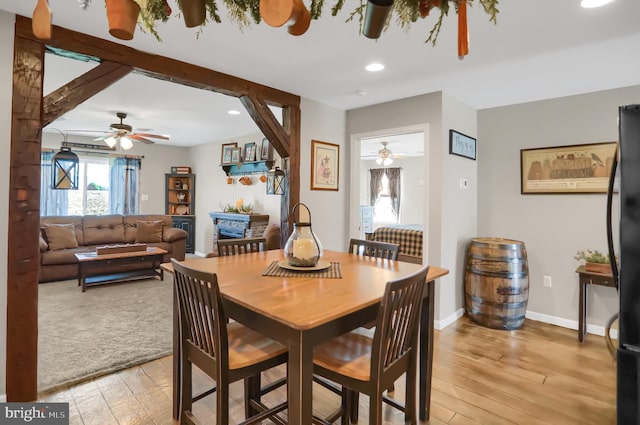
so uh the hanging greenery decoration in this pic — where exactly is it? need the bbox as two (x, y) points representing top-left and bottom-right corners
(108, 0), (499, 46)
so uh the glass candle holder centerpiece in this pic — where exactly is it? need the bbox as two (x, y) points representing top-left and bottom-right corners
(284, 203), (323, 267)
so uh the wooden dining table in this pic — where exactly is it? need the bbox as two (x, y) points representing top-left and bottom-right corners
(162, 249), (448, 424)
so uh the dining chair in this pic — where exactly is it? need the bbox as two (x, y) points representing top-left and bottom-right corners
(348, 238), (399, 260)
(171, 259), (288, 425)
(313, 265), (429, 425)
(217, 237), (267, 256)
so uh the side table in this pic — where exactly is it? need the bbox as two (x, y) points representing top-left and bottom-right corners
(575, 265), (616, 342)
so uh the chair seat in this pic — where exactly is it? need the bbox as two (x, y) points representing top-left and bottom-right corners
(313, 328), (373, 382)
(227, 321), (287, 370)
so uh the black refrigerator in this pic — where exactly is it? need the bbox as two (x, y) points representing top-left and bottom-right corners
(614, 104), (640, 423)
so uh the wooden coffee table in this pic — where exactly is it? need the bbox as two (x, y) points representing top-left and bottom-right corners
(74, 247), (168, 292)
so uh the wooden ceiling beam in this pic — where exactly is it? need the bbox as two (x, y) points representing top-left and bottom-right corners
(239, 95), (290, 157)
(43, 61), (133, 126)
(15, 16), (299, 108)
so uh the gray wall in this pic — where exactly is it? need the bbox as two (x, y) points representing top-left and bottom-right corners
(347, 92), (478, 325)
(299, 98), (348, 252)
(0, 10), (14, 398)
(478, 85), (640, 332)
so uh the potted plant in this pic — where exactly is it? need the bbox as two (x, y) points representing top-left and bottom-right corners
(135, 0), (171, 40)
(574, 249), (615, 274)
(105, 0), (141, 40)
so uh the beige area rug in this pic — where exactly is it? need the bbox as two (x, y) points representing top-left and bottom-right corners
(38, 276), (173, 393)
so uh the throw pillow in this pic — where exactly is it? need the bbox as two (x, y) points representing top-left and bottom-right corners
(135, 220), (163, 243)
(43, 223), (79, 251)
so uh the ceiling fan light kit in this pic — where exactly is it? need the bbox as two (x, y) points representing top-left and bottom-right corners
(69, 112), (169, 151)
(376, 141), (394, 166)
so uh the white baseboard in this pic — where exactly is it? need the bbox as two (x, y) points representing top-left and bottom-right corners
(0, 394), (6, 402)
(525, 310), (619, 339)
(435, 308), (464, 330)
(192, 251), (207, 258)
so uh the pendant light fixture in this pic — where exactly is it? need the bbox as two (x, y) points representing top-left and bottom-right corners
(51, 130), (79, 190)
(266, 166), (286, 195)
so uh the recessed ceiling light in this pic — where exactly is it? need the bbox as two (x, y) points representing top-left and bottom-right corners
(355, 89), (368, 96)
(365, 63), (384, 72)
(228, 110), (240, 115)
(581, 0), (615, 8)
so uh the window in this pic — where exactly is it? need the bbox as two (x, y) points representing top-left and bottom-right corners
(67, 157), (110, 215)
(41, 151), (141, 217)
(373, 174), (398, 224)
(370, 167), (402, 225)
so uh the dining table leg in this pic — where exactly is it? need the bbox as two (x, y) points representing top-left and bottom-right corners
(288, 331), (315, 424)
(419, 279), (435, 421)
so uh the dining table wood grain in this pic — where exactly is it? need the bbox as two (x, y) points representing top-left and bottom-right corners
(162, 249), (448, 424)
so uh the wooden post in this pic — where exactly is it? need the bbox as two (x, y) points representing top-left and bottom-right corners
(7, 35), (45, 401)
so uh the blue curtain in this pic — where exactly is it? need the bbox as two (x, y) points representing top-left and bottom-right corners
(40, 151), (69, 216)
(109, 157), (141, 215)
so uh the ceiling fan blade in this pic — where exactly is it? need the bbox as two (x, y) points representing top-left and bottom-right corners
(133, 132), (170, 140)
(130, 135), (155, 144)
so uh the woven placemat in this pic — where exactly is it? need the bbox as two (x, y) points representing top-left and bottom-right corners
(262, 261), (342, 279)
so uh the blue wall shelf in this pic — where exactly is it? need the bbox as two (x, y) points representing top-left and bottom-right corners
(222, 160), (274, 176)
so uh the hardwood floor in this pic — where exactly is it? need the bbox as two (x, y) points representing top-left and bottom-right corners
(38, 317), (616, 424)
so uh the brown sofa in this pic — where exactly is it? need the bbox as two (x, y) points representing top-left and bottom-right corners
(39, 214), (188, 283)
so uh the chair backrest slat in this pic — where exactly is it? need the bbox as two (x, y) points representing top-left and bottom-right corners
(217, 237), (267, 256)
(371, 265), (429, 379)
(348, 238), (399, 260)
(172, 259), (229, 368)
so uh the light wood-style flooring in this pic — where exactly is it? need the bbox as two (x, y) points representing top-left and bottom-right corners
(39, 317), (616, 424)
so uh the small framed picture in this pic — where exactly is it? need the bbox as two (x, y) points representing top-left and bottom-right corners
(231, 147), (242, 163)
(449, 130), (476, 160)
(244, 142), (256, 162)
(174, 179), (183, 189)
(261, 138), (272, 160)
(311, 140), (339, 191)
(221, 142), (237, 164)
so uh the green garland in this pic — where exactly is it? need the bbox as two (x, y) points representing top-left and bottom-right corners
(134, 0), (499, 44)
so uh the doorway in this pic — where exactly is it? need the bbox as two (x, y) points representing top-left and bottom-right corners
(348, 124), (429, 260)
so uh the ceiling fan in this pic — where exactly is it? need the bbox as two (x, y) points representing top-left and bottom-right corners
(362, 141), (406, 165)
(376, 141), (394, 166)
(71, 112), (170, 150)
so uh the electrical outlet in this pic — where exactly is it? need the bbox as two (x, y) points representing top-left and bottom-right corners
(543, 275), (552, 288)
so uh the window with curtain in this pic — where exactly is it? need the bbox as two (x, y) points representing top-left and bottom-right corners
(109, 156), (141, 215)
(370, 167), (401, 224)
(40, 152), (141, 217)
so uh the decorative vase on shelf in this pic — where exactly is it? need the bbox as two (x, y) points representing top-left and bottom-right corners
(283, 203), (323, 267)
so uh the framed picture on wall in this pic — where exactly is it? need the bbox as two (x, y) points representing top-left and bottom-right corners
(311, 140), (339, 191)
(520, 141), (617, 194)
(221, 142), (237, 164)
(244, 142), (256, 162)
(230, 147), (242, 164)
(261, 138), (272, 160)
(449, 130), (476, 160)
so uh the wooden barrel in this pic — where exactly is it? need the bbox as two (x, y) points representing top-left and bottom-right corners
(464, 237), (529, 330)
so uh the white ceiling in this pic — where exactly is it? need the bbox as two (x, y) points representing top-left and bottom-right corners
(1, 0), (639, 150)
